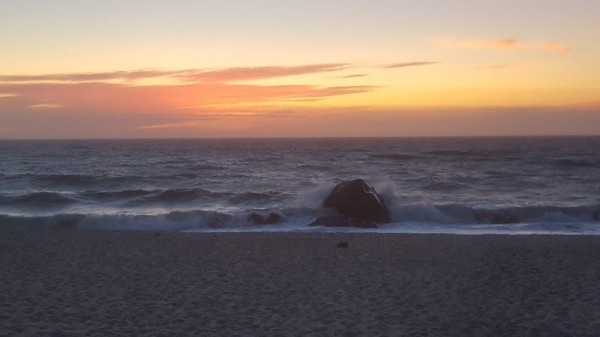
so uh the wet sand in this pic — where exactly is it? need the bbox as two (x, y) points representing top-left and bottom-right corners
(1, 231), (600, 336)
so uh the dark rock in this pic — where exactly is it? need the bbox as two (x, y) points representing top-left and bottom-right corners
(337, 241), (349, 248)
(248, 212), (283, 225)
(308, 215), (377, 229)
(323, 179), (390, 223)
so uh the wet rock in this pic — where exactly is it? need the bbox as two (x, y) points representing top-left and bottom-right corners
(308, 215), (377, 229)
(323, 179), (390, 223)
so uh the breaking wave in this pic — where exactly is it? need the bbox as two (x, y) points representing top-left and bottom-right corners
(1, 197), (599, 234)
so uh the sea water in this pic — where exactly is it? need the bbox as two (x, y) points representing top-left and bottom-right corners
(1, 137), (599, 234)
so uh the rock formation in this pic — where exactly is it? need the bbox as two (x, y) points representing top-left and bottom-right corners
(323, 179), (390, 223)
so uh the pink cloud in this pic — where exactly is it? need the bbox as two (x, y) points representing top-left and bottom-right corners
(0, 80), (375, 116)
(0, 63), (375, 128)
(540, 42), (571, 55)
(0, 78), (376, 138)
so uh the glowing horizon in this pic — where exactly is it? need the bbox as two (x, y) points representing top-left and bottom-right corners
(1, 0), (599, 138)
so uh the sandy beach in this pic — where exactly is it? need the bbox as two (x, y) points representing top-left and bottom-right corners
(1, 231), (600, 336)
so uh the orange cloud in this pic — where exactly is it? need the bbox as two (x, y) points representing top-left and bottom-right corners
(434, 37), (522, 49)
(0, 64), (349, 85)
(541, 42), (571, 55)
(177, 64), (349, 83)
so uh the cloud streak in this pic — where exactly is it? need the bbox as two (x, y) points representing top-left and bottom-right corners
(434, 37), (571, 55)
(0, 70), (177, 83)
(0, 61), (444, 86)
(434, 38), (522, 50)
(383, 62), (440, 69)
(0, 64), (350, 84)
(178, 64), (349, 83)
(333, 74), (367, 79)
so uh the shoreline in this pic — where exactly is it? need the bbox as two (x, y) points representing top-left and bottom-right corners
(2, 231), (600, 336)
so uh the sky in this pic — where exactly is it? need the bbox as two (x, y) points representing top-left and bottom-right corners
(1, 0), (599, 138)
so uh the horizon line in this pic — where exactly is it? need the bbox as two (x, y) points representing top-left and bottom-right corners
(1, 134), (599, 141)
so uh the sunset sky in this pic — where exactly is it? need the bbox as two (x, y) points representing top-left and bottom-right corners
(1, 0), (599, 138)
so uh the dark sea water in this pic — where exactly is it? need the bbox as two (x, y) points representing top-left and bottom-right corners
(1, 137), (599, 234)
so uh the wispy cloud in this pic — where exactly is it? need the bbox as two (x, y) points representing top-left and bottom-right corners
(434, 37), (571, 56)
(26, 103), (62, 110)
(334, 74), (367, 79)
(285, 86), (375, 99)
(541, 42), (571, 55)
(0, 64), (350, 85)
(434, 37), (521, 50)
(178, 64), (349, 83)
(137, 121), (210, 130)
(383, 62), (440, 69)
(0, 70), (177, 83)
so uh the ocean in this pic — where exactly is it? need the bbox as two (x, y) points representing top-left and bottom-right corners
(1, 137), (599, 234)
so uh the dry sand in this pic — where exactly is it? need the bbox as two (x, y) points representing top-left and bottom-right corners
(1, 231), (600, 336)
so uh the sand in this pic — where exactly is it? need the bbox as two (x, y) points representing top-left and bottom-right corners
(1, 231), (600, 336)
